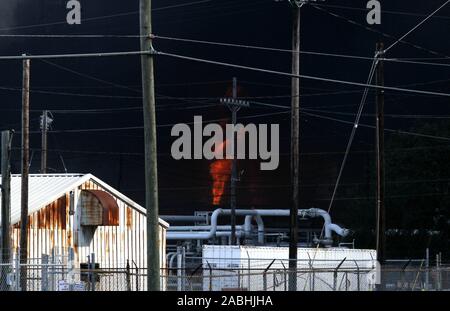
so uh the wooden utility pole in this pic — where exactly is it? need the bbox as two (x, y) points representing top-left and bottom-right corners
(19, 57), (30, 291)
(289, 3), (301, 291)
(220, 78), (249, 245)
(40, 110), (51, 174)
(230, 77), (238, 245)
(1, 130), (12, 291)
(140, 0), (160, 291)
(375, 42), (386, 267)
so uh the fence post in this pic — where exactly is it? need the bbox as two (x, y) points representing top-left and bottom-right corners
(425, 248), (429, 290)
(273, 272), (276, 291)
(312, 268), (315, 291)
(436, 253), (442, 291)
(49, 248), (55, 291)
(67, 248), (75, 291)
(263, 271), (267, 291)
(246, 251), (251, 291)
(205, 260), (212, 291)
(188, 264), (202, 291)
(280, 260), (287, 292)
(176, 246), (182, 291)
(126, 260), (131, 291)
(90, 253), (96, 292)
(334, 258), (346, 291)
(333, 271), (337, 291)
(237, 269), (241, 290)
(134, 261), (139, 291)
(307, 257), (313, 291)
(182, 246), (186, 290)
(353, 260), (360, 291)
(41, 254), (49, 291)
(263, 259), (275, 291)
(14, 252), (20, 291)
(345, 272), (349, 291)
(439, 253), (442, 291)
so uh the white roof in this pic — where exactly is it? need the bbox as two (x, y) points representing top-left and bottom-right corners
(0, 173), (169, 228)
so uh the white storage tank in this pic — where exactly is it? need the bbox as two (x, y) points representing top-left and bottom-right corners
(202, 245), (377, 291)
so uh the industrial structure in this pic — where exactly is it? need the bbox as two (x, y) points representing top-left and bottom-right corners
(161, 209), (378, 291)
(163, 207), (350, 248)
(0, 174), (168, 270)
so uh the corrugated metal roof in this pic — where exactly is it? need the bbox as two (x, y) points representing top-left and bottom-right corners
(0, 173), (169, 227)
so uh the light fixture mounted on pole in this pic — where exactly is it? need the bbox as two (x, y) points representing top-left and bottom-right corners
(40, 110), (54, 174)
(288, 0), (324, 8)
(219, 78), (250, 245)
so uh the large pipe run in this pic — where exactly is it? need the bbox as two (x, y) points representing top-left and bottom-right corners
(160, 215), (207, 223)
(166, 208), (349, 246)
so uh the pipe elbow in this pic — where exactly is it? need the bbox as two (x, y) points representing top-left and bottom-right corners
(327, 223), (350, 237)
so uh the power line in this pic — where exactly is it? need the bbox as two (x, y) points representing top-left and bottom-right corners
(153, 34), (375, 61)
(153, 0), (213, 12)
(303, 111), (450, 142)
(2, 31), (450, 68)
(0, 0), (213, 32)
(303, 108), (450, 120)
(1, 49), (447, 101)
(17, 111), (290, 134)
(153, 34), (450, 68)
(0, 34), (143, 38)
(10, 144), (449, 159)
(156, 0), (272, 27)
(0, 85), (142, 99)
(384, 0), (450, 54)
(156, 50), (450, 98)
(312, 3), (450, 21)
(325, 57), (378, 216)
(40, 58), (141, 93)
(38, 59), (228, 111)
(383, 58), (450, 68)
(311, 4), (450, 59)
(0, 50), (151, 61)
(12, 107), (450, 143)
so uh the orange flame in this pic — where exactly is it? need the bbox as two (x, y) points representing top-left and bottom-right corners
(209, 138), (231, 205)
(209, 126), (248, 205)
(210, 159), (232, 205)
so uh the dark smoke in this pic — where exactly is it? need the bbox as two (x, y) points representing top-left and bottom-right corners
(0, 1), (18, 29)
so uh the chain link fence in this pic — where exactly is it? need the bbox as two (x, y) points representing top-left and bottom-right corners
(1, 249), (449, 291)
(162, 265), (450, 291)
(163, 255), (450, 291)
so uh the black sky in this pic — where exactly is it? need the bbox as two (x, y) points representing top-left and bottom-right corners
(0, 1), (449, 237)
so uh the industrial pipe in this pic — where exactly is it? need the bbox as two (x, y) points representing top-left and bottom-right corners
(167, 218), (265, 242)
(166, 208), (349, 245)
(244, 215), (265, 244)
(167, 208), (224, 240)
(168, 225), (244, 231)
(160, 215), (207, 223)
(303, 208), (350, 245)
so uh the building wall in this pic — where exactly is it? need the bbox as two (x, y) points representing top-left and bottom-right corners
(11, 179), (167, 270)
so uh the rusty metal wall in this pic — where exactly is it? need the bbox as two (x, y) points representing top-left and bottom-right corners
(11, 180), (167, 271)
(11, 194), (70, 260)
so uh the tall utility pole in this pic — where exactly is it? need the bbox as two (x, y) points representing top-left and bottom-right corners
(375, 42), (386, 268)
(40, 110), (53, 174)
(1, 130), (13, 291)
(220, 78), (249, 245)
(20, 56), (31, 291)
(230, 77), (238, 245)
(140, 0), (160, 291)
(289, 0), (302, 291)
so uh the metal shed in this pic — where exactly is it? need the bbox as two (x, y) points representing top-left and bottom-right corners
(0, 173), (168, 271)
